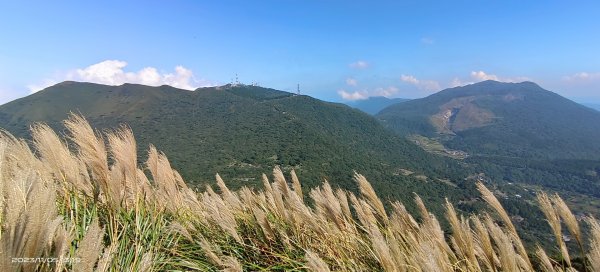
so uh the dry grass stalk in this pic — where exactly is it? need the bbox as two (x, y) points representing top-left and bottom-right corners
(445, 200), (479, 271)
(0, 141), (5, 236)
(552, 193), (587, 268)
(390, 201), (418, 233)
(305, 250), (331, 272)
(477, 182), (533, 270)
(52, 226), (73, 272)
(31, 123), (93, 197)
(222, 256), (243, 272)
(484, 215), (519, 272)
(414, 194), (431, 226)
(199, 238), (223, 267)
(273, 166), (290, 198)
(310, 181), (346, 231)
(251, 206), (276, 240)
(147, 145), (181, 211)
(0, 168), (64, 271)
(106, 126), (139, 207)
(73, 218), (105, 272)
(64, 114), (111, 203)
(95, 242), (117, 272)
(355, 172), (389, 224)
(471, 215), (497, 272)
(290, 169), (303, 201)
(552, 194), (582, 245)
(138, 251), (155, 272)
(368, 225), (396, 272)
(1, 150), (48, 271)
(537, 245), (558, 272)
(588, 217), (600, 272)
(200, 190), (241, 242)
(216, 173), (242, 211)
(538, 192), (572, 268)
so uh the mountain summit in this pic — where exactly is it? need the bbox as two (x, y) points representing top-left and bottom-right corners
(377, 80), (600, 160)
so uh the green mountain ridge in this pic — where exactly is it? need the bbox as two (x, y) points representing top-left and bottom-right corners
(0, 81), (475, 216)
(377, 80), (600, 160)
(5, 80), (597, 250)
(377, 80), (600, 200)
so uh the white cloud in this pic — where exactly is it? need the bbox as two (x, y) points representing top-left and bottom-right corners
(337, 86), (399, 101)
(450, 77), (469, 87)
(338, 89), (368, 101)
(162, 66), (200, 90)
(470, 71), (499, 81)
(470, 71), (528, 83)
(349, 60), (369, 69)
(75, 60), (128, 85)
(400, 74), (440, 91)
(564, 72), (600, 82)
(346, 78), (358, 86)
(449, 71), (529, 87)
(420, 81), (441, 91)
(400, 74), (419, 84)
(373, 86), (399, 97)
(28, 60), (215, 93)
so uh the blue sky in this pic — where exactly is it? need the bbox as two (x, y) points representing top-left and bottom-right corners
(1, 1), (599, 105)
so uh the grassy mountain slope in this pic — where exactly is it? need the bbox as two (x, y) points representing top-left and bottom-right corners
(0, 81), (475, 214)
(377, 80), (600, 200)
(3, 81), (590, 251)
(378, 80), (600, 160)
(2, 115), (598, 271)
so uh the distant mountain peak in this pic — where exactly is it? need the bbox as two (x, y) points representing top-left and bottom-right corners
(452, 80), (542, 91)
(377, 81), (600, 160)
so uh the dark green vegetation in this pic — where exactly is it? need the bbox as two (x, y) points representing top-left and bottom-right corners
(378, 81), (600, 160)
(4, 80), (600, 254)
(345, 96), (409, 115)
(377, 80), (600, 220)
(0, 81), (475, 217)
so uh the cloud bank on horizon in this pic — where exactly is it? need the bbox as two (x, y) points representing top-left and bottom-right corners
(337, 69), (534, 101)
(27, 60), (216, 94)
(12, 59), (600, 105)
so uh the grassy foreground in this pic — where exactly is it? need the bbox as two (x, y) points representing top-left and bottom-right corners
(0, 114), (599, 271)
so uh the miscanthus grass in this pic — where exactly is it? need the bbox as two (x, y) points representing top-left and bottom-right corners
(0, 114), (599, 271)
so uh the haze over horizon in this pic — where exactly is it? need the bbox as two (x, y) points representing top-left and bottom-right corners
(1, 1), (599, 105)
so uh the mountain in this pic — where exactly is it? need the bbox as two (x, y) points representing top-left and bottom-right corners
(377, 80), (600, 200)
(0, 81), (475, 214)
(3, 80), (592, 248)
(345, 96), (409, 115)
(378, 80), (600, 160)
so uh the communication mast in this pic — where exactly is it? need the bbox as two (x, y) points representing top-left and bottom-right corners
(297, 83), (300, 95)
